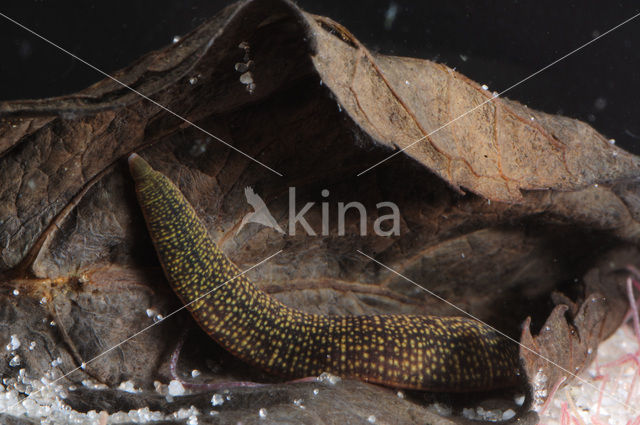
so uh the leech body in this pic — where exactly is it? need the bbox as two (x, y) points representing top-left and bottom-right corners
(129, 154), (519, 391)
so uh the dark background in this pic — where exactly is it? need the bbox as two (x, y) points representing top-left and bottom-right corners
(1, 1), (639, 154)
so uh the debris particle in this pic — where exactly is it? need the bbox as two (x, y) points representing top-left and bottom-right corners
(239, 71), (253, 85)
(117, 380), (142, 393)
(6, 335), (20, 351)
(211, 393), (224, 406)
(384, 2), (398, 30)
(594, 97), (607, 110)
(168, 380), (185, 396)
(9, 355), (21, 367)
(317, 372), (341, 385)
(502, 409), (516, 420)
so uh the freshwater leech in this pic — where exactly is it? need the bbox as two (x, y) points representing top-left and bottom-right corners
(129, 153), (519, 391)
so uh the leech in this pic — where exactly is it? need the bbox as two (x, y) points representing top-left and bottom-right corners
(129, 153), (520, 392)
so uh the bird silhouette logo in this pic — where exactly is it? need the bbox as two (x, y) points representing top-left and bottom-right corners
(237, 187), (284, 234)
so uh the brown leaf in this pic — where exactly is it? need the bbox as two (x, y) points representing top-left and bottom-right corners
(1, 0), (638, 422)
(309, 15), (640, 202)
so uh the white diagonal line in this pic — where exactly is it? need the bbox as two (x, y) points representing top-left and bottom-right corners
(0, 11), (283, 177)
(357, 11), (640, 176)
(1, 249), (282, 414)
(357, 249), (639, 414)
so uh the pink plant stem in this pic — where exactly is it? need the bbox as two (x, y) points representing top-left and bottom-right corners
(628, 370), (639, 404)
(560, 402), (569, 425)
(596, 375), (608, 417)
(591, 415), (609, 425)
(598, 353), (640, 371)
(539, 375), (567, 416)
(627, 278), (640, 349)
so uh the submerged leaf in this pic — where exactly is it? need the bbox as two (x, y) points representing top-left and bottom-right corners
(1, 0), (638, 423)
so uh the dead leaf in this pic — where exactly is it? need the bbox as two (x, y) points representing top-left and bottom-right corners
(1, 0), (638, 423)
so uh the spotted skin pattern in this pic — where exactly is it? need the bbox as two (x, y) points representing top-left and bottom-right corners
(129, 154), (519, 391)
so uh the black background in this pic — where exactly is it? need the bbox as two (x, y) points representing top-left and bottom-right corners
(1, 1), (639, 154)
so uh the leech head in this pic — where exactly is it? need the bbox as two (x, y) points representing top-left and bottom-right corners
(128, 153), (154, 181)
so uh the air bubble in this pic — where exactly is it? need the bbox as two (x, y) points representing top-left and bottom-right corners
(481, 84), (489, 90)
(235, 62), (249, 73)
(12, 289), (19, 296)
(172, 35), (181, 43)
(258, 408), (267, 419)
